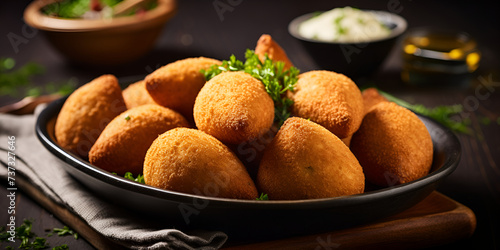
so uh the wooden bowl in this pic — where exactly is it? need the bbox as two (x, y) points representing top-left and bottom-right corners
(23, 0), (177, 65)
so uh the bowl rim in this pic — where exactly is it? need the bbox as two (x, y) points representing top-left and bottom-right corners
(23, 0), (177, 32)
(288, 9), (408, 45)
(35, 95), (461, 210)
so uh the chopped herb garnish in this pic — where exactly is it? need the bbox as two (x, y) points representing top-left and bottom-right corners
(0, 58), (76, 98)
(0, 219), (76, 249)
(29, 237), (49, 249)
(334, 14), (347, 35)
(201, 49), (299, 126)
(52, 244), (70, 250)
(376, 89), (472, 134)
(52, 226), (78, 240)
(124, 172), (145, 184)
(338, 26), (347, 35)
(124, 115), (131, 121)
(256, 193), (269, 201)
(311, 11), (323, 18)
(135, 174), (145, 184)
(479, 116), (491, 125)
(334, 15), (344, 26)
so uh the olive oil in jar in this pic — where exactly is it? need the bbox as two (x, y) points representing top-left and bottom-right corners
(401, 29), (480, 86)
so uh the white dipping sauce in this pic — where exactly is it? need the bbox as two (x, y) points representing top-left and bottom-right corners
(299, 7), (391, 43)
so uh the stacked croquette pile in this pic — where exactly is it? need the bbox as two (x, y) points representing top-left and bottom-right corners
(54, 34), (433, 200)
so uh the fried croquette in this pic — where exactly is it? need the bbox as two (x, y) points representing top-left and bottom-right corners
(193, 71), (274, 145)
(257, 117), (365, 200)
(350, 102), (433, 187)
(361, 87), (388, 114)
(255, 34), (294, 70)
(55, 75), (126, 158)
(144, 57), (222, 121)
(89, 104), (189, 175)
(143, 128), (258, 199)
(291, 70), (364, 139)
(341, 135), (352, 147)
(122, 80), (156, 109)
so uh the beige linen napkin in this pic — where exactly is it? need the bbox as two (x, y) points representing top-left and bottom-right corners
(0, 105), (227, 250)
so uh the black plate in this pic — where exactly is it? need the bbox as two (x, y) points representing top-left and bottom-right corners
(35, 96), (460, 240)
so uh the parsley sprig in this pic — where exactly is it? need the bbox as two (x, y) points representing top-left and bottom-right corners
(201, 49), (300, 126)
(0, 219), (75, 249)
(113, 172), (145, 184)
(255, 193), (269, 201)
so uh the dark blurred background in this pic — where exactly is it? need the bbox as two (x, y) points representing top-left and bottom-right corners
(1, 0), (499, 97)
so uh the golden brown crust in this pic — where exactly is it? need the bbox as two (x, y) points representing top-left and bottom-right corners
(361, 87), (388, 114)
(55, 75), (126, 159)
(350, 102), (433, 187)
(143, 128), (258, 199)
(341, 134), (352, 147)
(193, 71), (275, 145)
(291, 70), (364, 139)
(144, 57), (222, 121)
(255, 34), (294, 70)
(89, 104), (189, 175)
(122, 80), (156, 109)
(257, 117), (365, 200)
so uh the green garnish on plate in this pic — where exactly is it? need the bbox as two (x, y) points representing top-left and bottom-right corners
(256, 193), (269, 201)
(124, 172), (145, 184)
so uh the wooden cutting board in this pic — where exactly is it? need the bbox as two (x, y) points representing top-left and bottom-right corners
(224, 191), (477, 249)
(17, 174), (476, 249)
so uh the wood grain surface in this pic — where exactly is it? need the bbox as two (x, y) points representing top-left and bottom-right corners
(0, 174), (476, 250)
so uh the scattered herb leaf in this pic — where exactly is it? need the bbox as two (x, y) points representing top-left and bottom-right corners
(124, 172), (145, 184)
(52, 244), (69, 250)
(376, 89), (472, 134)
(52, 226), (78, 240)
(29, 237), (50, 249)
(334, 13), (346, 35)
(201, 49), (300, 126)
(479, 116), (491, 125)
(124, 115), (131, 121)
(0, 219), (78, 249)
(1, 57), (15, 70)
(256, 193), (269, 201)
(311, 11), (323, 18)
(0, 58), (76, 98)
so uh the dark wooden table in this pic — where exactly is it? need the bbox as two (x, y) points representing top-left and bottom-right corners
(1, 0), (499, 249)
